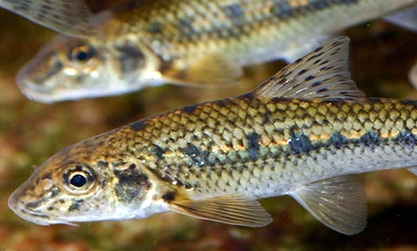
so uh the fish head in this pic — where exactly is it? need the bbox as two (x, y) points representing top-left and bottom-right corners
(17, 35), (162, 103)
(8, 134), (156, 225)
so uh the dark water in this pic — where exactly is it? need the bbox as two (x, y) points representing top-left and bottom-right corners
(1, 2), (417, 250)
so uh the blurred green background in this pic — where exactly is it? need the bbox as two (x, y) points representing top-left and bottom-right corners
(1, 1), (417, 250)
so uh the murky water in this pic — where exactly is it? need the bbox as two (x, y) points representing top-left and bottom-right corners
(1, 2), (417, 250)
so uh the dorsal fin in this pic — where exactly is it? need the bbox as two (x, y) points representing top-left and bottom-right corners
(385, 5), (417, 32)
(0, 0), (97, 37)
(253, 36), (366, 102)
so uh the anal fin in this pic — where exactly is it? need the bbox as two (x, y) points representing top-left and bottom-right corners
(167, 194), (272, 227)
(290, 175), (367, 235)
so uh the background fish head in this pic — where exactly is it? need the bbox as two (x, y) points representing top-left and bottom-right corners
(16, 34), (158, 103)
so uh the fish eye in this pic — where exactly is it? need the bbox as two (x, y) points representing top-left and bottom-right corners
(62, 164), (96, 194)
(68, 44), (96, 63)
(69, 173), (87, 188)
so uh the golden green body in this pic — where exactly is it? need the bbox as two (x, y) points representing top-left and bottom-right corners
(119, 96), (417, 198)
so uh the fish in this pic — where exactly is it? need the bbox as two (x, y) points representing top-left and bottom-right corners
(9, 36), (417, 235)
(1, 0), (416, 103)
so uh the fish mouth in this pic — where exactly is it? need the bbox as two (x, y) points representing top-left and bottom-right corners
(10, 205), (76, 226)
(8, 189), (75, 226)
(8, 193), (51, 226)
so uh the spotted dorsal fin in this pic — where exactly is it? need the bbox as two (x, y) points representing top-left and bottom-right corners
(0, 0), (97, 37)
(253, 36), (366, 102)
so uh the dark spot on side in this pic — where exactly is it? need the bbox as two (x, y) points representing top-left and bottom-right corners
(329, 132), (348, 149)
(270, 1), (294, 20)
(185, 144), (200, 157)
(289, 133), (313, 154)
(224, 3), (244, 23)
(271, 0), (359, 21)
(147, 21), (163, 33)
(394, 131), (417, 146)
(162, 191), (176, 202)
(360, 131), (380, 146)
(116, 44), (145, 75)
(68, 199), (84, 212)
(114, 167), (151, 203)
(246, 133), (260, 161)
(153, 144), (165, 159)
(178, 18), (193, 30)
(262, 111), (272, 124)
(184, 144), (210, 167)
(130, 120), (147, 131)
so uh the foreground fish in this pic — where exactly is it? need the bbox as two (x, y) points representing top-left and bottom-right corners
(1, 0), (416, 103)
(9, 37), (417, 235)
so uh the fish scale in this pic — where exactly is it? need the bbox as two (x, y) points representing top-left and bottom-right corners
(126, 97), (417, 197)
(8, 37), (417, 235)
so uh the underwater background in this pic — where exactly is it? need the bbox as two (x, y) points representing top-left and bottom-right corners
(1, 1), (417, 250)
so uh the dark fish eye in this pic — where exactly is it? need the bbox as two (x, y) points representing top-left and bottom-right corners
(70, 173), (87, 188)
(68, 44), (96, 63)
(63, 164), (96, 193)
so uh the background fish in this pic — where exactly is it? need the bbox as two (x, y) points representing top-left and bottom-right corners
(9, 37), (417, 236)
(0, 0), (416, 103)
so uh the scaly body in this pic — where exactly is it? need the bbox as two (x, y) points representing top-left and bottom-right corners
(9, 37), (417, 235)
(1, 0), (416, 102)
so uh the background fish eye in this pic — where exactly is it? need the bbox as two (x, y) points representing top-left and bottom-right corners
(68, 44), (96, 63)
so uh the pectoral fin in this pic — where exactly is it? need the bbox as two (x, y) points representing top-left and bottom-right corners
(167, 194), (272, 227)
(290, 175), (367, 235)
(163, 54), (243, 87)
